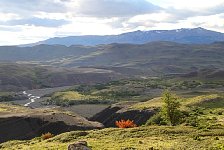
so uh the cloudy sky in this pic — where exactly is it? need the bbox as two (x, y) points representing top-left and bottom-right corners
(0, 0), (224, 45)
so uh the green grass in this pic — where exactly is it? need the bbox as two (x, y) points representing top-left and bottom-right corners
(129, 97), (162, 110)
(52, 91), (100, 101)
(44, 91), (111, 106)
(183, 94), (221, 106)
(1, 126), (224, 150)
(129, 94), (224, 110)
(0, 103), (28, 113)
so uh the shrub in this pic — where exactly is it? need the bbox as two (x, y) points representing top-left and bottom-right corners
(214, 137), (219, 140)
(217, 111), (222, 115)
(41, 132), (54, 140)
(185, 115), (198, 127)
(115, 119), (137, 128)
(146, 112), (167, 126)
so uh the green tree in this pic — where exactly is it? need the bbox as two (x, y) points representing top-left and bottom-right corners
(162, 90), (181, 126)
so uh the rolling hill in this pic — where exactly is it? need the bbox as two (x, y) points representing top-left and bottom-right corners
(0, 63), (121, 91)
(1, 41), (224, 75)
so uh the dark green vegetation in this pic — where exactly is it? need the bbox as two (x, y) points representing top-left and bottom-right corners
(44, 75), (224, 107)
(0, 92), (26, 102)
(0, 92), (14, 102)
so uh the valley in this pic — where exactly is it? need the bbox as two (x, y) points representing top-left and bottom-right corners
(0, 28), (224, 150)
(1, 0), (224, 148)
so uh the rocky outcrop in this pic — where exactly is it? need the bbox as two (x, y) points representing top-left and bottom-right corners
(90, 102), (156, 127)
(68, 141), (91, 150)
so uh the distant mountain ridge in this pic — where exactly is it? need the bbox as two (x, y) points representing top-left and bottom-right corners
(2, 41), (224, 75)
(25, 27), (224, 46)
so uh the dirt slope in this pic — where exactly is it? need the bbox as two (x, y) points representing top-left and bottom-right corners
(0, 103), (103, 143)
(90, 102), (156, 127)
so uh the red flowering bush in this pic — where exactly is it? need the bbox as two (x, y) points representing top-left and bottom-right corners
(115, 119), (137, 128)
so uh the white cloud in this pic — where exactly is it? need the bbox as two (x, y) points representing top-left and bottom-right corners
(182, 14), (224, 30)
(0, 13), (21, 21)
(33, 12), (73, 20)
(74, 0), (161, 17)
(0, 25), (56, 45)
(0, 0), (224, 45)
(53, 17), (126, 37)
(128, 12), (172, 23)
(148, 0), (224, 9)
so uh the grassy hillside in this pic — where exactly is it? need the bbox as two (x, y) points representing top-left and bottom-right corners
(1, 92), (224, 149)
(1, 126), (224, 150)
(131, 93), (224, 126)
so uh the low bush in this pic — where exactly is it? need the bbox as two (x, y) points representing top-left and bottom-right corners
(41, 132), (54, 140)
(146, 113), (167, 126)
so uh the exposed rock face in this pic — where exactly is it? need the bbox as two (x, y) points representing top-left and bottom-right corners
(0, 107), (103, 143)
(68, 141), (91, 150)
(90, 102), (156, 127)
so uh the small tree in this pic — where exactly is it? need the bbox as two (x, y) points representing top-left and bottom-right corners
(162, 90), (181, 126)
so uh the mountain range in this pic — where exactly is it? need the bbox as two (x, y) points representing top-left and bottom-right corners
(26, 27), (224, 46)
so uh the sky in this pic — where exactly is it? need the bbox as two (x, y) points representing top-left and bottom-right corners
(0, 0), (224, 45)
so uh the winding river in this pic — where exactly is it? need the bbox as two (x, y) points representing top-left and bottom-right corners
(23, 91), (40, 107)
